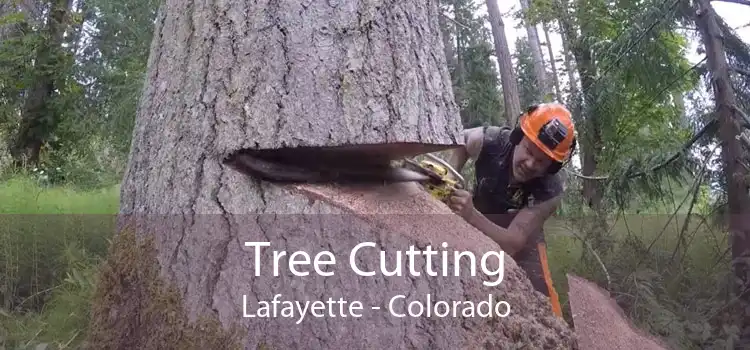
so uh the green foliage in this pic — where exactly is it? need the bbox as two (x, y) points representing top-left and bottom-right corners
(458, 42), (504, 127)
(0, 176), (118, 348)
(0, 0), (159, 189)
(441, 0), (504, 128)
(82, 0), (160, 155)
(547, 0), (702, 214)
(1, 242), (99, 349)
(514, 37), (543, 108)
(0, 17), (39, 129)
(545, 212), (734, 350)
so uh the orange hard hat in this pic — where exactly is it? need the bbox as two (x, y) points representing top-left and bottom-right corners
(519, 103), (576, 163)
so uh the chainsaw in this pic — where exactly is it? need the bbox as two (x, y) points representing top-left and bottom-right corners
(398, 153), (466, 202)
(224, 147), (466, 203)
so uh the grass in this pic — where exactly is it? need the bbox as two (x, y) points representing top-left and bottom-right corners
(0, 174), (734, 349)
(543, 212), (733, 349)
(0, 176), (119, 349)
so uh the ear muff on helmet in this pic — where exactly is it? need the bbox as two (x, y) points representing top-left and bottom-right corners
(546, 136), (576, 174)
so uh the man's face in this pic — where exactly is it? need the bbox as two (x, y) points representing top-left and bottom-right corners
(511, 136), (554, 182)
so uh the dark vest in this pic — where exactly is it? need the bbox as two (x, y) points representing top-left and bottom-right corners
(471, 126), (557, 255)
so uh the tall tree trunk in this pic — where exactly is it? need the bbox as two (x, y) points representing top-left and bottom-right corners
(519, 0), (549, 101)
(559, 25), (578, 104)
(555, 0), (610, 267)
(673, 91), (688, 127)
(542, 22), (563, 102)
(694, 0), (750, 347)
(485, 0), (521, 125)
(453, 0), (466, 108)
(85, 1), (576, 348)
(10, 0), (72, 166)
(556, 2), (602, 211)
(438, 3), (456, 72)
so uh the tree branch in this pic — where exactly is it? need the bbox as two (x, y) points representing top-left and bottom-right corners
(732, 104), (750, 127)
(712, 0), (750, 6)
(565, 119), (719, 181)
(731, 66), (750, 78)
(440, 12), (471, 30)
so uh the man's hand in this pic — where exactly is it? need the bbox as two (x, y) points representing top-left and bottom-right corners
(447, 189), (474, 219)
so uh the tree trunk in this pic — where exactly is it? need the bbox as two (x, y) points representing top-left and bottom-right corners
(542, 22), (563, 102)
(558, 22), (578, 104)
(485, 0), (521, 125)
(10, 0), (72, 166)
(438, 2), (456, 72)
(673, 91), (688, 128)
(694, 0), (750, 347)
(519, 0), (549, 101)
(556, 4), (602, 211)
(452, 0), (466, 107)
(85, 1), (576, 349)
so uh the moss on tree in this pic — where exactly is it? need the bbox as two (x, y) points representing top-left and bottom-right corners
(84, 227), (244, 350)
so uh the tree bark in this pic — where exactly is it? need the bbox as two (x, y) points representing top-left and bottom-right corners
(10, 0), (72, 166)
(438, 2), (456, 73)
(485, 0), (521, 125)
(519, 0), (549, 101)
(86, 1), (576, 348)
(556, 2), (602, 211)
(558, 19), (578, 104)
(542, 22), (563, 102)
(694, 0), (750, 347)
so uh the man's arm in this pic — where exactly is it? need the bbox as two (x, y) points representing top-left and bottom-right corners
(452, 174), (564, 254)
(447, 127), (484, 173)
(463, 195), (562, 255)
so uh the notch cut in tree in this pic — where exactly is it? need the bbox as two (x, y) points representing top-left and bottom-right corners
(86, 0), (577, 348)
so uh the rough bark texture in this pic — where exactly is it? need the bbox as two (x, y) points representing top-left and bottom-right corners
(95, 0), (579, 348)
(123, 0), (463, 172)
(694, 1), (750, 347)
(485, 0), (521, 125)
(119, 0), (469, 213)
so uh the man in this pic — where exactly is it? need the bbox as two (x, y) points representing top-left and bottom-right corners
(445, 103), (577, 318)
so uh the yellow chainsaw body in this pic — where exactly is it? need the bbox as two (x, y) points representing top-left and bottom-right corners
(416, 159), (461, 202)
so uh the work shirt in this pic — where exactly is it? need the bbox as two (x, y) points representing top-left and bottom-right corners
(471, 125), (563, 297)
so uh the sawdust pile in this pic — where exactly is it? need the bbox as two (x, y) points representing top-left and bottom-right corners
(87, 179), (579, 349)
(262, 181), (580, 349)
(567, 274), (670, 350)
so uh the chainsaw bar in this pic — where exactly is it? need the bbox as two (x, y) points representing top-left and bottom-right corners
(224, 150), (431, 184)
